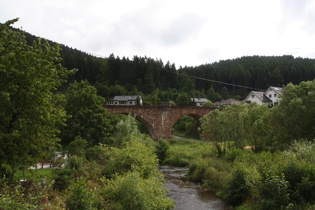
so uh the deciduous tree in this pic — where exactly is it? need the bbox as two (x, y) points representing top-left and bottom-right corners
(0, 19), (74, 174)
(60, 81), (114, 146)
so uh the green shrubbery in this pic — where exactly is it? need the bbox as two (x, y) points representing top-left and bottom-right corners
(155, 139), (169, 163)
(166, 138), (315, 209)
(100, 171), (174, 210)
(226, 167), (249, 207)
(66, 179), (96, 210)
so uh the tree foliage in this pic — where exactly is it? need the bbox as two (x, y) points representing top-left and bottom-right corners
(60, 80), (114, 146)
(271, 80), (315, 146)
(200, 79), (315, 152)
(200, 103), (273, 153)
(0, 19), (73, 172)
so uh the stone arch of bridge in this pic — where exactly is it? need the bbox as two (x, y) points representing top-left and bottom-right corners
(167, 113), (203, 137)
(112, 112), (157, 140)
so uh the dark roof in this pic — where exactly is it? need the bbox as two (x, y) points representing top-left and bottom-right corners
(212, 98), (241, 106)
(113, 95), (142, 101)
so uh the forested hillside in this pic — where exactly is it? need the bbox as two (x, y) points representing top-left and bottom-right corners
(21, 28), (315, 100)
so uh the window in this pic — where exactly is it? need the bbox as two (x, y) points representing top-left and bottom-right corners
(269, 94), (272, 98)
(251, 94), (254, 98)
(274, 94), (277, 97)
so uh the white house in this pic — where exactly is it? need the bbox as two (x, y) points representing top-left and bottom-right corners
(244, 86), (282, 106)
(264, 86), (283, 105)
(107, 95), (143, 105)
(191, 98), (208, 106)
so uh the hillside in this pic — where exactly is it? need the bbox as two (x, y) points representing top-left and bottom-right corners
(19, 28), (315, 99)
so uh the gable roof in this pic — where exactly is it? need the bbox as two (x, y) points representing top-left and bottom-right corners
(251, 91), (264, 101)
(245, 91), (272, 103)
(265, 86), (283, 95)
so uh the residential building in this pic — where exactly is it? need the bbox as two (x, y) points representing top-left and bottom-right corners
(107, 95), (143, 105)
(244, 86), (283, 106)
(191, 98), (208, 106)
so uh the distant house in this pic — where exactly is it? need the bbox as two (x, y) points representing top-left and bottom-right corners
(244, 86), (283, 106)
(107, 95), (143, 105)
(191, 98), (208, 106)
(212, 98), (241, 107)
(264, 86), (283, 105)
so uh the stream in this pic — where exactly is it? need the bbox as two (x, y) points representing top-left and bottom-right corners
(160, 165), (225, 210)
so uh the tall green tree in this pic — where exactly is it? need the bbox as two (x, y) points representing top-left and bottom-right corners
(0, 19), (74, 173)
(175, 93), (191, 105)
(60, 81), (114, 146)
(206, 86), (222, 102)
(271, 80), (315, 148)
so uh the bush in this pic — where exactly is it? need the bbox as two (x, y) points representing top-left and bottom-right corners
(100, 171), (174, 210)
(53, 169), (74, 191)
(66, 179), (95, 210)
(260, 174), (290, 210)
(0, 182), (49, 209)
(155, 139), (169, 163)
(66, 155), (85, 170)
(102, 138), (159, 179)
(85, 146), (108, 164)
(162, 154), (190, 167)
(187, 158), (208, 182)
(224, 148), (250, 162)
(225, 167), (250, 207)
(68, 136), (88, 157)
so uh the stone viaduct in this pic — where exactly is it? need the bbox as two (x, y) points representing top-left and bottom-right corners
(104, 105), (216, 140)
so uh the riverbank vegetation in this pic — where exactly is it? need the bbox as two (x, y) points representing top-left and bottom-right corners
(162, 139), (315, 210)
(162, 79), (315, 209)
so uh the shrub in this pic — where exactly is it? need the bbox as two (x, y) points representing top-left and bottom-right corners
(187, 158), (208, 182)
(260, 174), (290, 210)
(66, 179), (95, 210)
(162, 154), (190, 167)
(224, 148), (250, 162)
(155, 139), (169, 163)
(100, 171), (174, 210)
(85, 145), (108, 164)
(203, 167), (229, 191)
(66, 155), (85, 170)
(0, 182), (49, 209)
(225, 167), (250, 207)
(68, 136), (88, 157)
(53, 169), (74, 191)
(284, 161), (305, 203)
(102, 138), (159, 179)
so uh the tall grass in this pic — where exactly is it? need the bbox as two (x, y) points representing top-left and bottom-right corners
(162, 138), (216, 166)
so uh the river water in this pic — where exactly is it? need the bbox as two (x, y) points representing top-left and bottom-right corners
(160, 165), (225, 210)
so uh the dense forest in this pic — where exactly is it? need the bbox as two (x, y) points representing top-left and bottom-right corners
(20, 28), (315, 102)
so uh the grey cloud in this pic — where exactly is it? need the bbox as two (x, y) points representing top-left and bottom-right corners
(158, 13), (206, 46)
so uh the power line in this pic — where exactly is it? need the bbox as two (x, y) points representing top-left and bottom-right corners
(77, 50), (263, 91)
(158, 68), (263, 91)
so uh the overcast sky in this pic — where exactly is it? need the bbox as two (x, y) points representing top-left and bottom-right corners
(1, 0), (315, 67)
